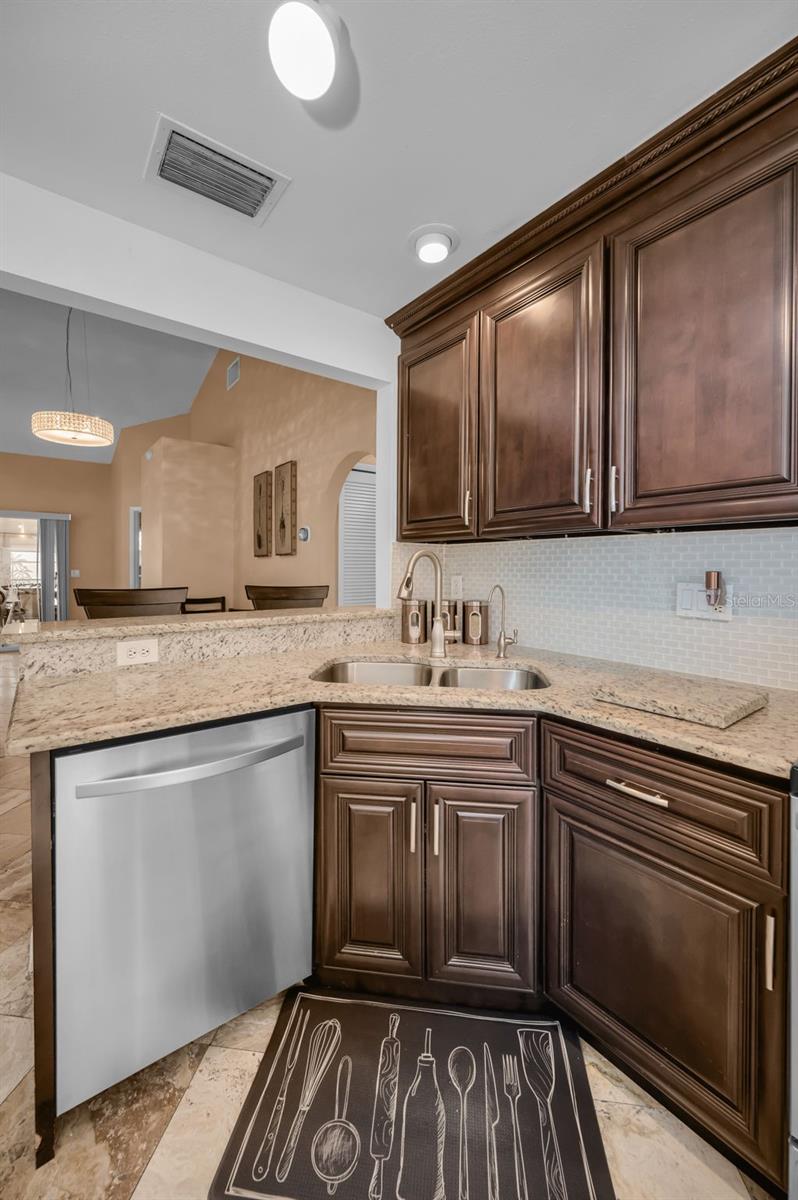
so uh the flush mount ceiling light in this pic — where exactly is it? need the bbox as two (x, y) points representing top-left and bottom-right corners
(32, 309), (114, 448)
(409, 224), (460, 266)
(268, 0), (339, 100)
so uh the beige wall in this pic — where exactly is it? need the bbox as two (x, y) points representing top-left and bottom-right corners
(0, 452), (113, 618)
(190, 353), (376, 608)
(141, 436), (235, 598)
(109, 413), (189, 588)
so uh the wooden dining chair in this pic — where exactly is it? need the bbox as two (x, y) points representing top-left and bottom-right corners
(74, 587), (188, 619)
(244, 584), (330, 610)
(180, 596), (227, 614)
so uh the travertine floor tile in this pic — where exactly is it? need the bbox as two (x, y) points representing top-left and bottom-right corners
(0, 1015), (32, 1107)
(582, 1039), (659, 1108)
(0, 756), (28, 780)
(594, 1098), (749, 1200)
(212, 991), (284, 1052)
(0, 903), (31, 953)
(0, 836), (29, 869)
(0, 806), (30, 837)
(0, 1041), (207, 1200)
(0, 934), (32, 1017)
(131, 1046), (262, 1200)
(0, 853), (31, 905)
(0, 792), (29, 818)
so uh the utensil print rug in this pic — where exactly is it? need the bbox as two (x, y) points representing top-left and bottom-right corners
(209, 989), (615, 1200)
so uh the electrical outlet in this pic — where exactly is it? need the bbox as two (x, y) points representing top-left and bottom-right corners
(449, 574), (463, 599)
(676, 582), (733, 622)
(117, 638), (159, 666)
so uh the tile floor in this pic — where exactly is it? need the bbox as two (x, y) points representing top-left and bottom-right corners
(0, 651), (775, 1199)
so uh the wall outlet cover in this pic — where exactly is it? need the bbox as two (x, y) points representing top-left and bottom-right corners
(117, 638), (159, 666)
(449, 574), (463, 599)
(676, 582), (733, 622)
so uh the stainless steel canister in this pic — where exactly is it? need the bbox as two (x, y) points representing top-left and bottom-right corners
(426, 599), (462, 641)
(462, 600), (490, 645)
(400, 598), (428, 644)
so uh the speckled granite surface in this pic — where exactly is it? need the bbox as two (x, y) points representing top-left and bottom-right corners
(5, 640), (796, 779)
(3, 608), (397, 677)
(593, 671), (768, 728)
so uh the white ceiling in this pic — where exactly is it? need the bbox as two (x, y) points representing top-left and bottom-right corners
(1, 1), (795, 318)
(0, 290), (217, 462)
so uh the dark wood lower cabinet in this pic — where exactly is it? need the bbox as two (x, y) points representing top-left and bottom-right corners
(545, 788), (787, 1187)
(316, 777), (423, 978)
(426, 784), (537, 991)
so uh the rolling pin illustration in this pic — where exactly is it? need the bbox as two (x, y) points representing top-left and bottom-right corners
(367, 1013), (401, 1200)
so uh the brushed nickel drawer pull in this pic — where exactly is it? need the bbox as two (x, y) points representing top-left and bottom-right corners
(433, 801), (440, 856)
(609, 465), (619, 513)
(583, 467), (592, 514)
(764, 913), (776, 992)
(464, 488), (472, 526)
(605, 778), (668, 808)
(409, 800), (417, 855)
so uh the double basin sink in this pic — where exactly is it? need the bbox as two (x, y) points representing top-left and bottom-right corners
(312, 660), (549, 691)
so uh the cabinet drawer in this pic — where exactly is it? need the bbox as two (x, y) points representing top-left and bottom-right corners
(542, 721), (786, 887)
(321, 709), (536, 783)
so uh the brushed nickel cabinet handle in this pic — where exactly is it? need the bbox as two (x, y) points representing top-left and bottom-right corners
(433, 800), (440, 856)
(464, 489), (472, 526)
(409, 800), (417, 855)
(605, 778), (668, 808)
(583, 467), (592, 514)
(609, 465), (619, 513)
(764, 913), (776, 992)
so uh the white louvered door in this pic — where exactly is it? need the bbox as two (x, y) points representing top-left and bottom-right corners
(338, 465), (376, 605)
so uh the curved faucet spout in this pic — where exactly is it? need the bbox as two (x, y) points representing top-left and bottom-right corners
(397, 549), (446, 657)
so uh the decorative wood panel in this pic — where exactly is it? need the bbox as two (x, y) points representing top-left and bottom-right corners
(426, 784), (537, 991)
(546, 792), (787, 1186)
(541, 721), (787, 887)
(398, 316), (478, 540)
(610, 149), (798, 526)
(317, 777), (423, 978)
(480, 238), (604, 535)
(320, 708), (536, 783)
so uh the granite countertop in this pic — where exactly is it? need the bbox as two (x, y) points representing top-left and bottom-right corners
(5, 640), (797, 779)
(0, 606), (394, 644)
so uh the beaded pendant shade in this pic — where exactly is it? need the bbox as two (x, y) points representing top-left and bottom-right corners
(31, 308), (114, 448)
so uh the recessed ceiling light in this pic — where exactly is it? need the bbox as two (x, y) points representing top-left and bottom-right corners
(408, 224), (460, 266)
(268, 1), (339, 100)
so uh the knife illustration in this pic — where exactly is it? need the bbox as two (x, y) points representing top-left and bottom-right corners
(368, 1013), (401, 1200)
(484, 1042), (501, 1200)
(251, 1008), (309, 1181)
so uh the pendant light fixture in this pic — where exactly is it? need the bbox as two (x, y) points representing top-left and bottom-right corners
(32, 308), (114, 447)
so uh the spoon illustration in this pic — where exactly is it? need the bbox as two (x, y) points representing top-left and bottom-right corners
(448, 1046), (476, 1200)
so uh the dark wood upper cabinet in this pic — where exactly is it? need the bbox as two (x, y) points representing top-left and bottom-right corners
(316, 776), (423, 979)
(398, 315), (478, 540)
(610, 148), (798, 527)
(426, 783), (538, 992)
(545, 789), (787, 1187)
(479, 238), (604, 535)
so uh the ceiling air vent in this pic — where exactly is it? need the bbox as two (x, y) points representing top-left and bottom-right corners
(144, 115), (290, 226)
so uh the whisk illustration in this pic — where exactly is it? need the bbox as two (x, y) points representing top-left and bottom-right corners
(275, 1017), (342, 1183)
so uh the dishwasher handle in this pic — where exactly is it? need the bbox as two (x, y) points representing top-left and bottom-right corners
(75, 734), (305, 797)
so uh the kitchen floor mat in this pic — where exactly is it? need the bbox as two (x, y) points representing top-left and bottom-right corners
(209, 987), (615, 1200)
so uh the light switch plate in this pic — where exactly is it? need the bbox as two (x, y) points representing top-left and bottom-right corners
(117, 638), (159, 666)
(449, 575), (463, 599)
(70, 569), (80, 578)
(676, 582), (733, 622)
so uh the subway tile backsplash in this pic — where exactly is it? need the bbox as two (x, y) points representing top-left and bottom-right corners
(392, 529), (798, 690)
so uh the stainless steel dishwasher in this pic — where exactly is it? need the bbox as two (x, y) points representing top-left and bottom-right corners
(54, 707), (314, 1115)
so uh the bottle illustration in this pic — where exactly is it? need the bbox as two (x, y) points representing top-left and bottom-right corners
(396, 1027), (446, 1200)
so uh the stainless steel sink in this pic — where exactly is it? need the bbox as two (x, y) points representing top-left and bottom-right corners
(312, 661), (434, 686)
(437, 666), (548, 690)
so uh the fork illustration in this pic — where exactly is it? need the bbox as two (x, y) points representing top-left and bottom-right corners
(502, 1054), (529, 1200)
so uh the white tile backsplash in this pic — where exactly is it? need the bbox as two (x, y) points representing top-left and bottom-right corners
(392, 529), (798, 689)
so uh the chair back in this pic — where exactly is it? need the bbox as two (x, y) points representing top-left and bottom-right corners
(74, 587), (188, 619)
(181, 596), (227, 614)
(245, 584), (329, 610)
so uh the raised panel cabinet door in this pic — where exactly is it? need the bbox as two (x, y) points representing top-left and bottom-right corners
(398, 315), (479, 540)
(480, 237), (604, 535)
(426, 783), (538, 992)
(610, 143), (798, 527)
(546, 791), (787, 1186)
(317, 777), (423, 978)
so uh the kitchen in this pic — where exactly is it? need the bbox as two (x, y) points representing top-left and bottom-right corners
(1, 4), (797, 1200)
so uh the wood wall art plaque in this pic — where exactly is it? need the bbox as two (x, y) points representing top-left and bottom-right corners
(253, 470), (273, 557)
